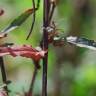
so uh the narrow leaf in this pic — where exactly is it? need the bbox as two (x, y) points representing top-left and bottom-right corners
(0, 8), (37, 35)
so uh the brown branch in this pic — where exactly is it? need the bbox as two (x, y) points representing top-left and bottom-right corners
(49, 1), (56, 23)
(42, 0), (51, 96)
(0, 57), (9, 95)
(27, 66), (38, 96)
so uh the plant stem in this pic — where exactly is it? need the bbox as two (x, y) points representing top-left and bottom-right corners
(0, 57), (8, 95)
(28, 66), (38, 96)
(42, 0), (50, 96)
(26, 0), (36, 40)
(49, 1), (56, 23)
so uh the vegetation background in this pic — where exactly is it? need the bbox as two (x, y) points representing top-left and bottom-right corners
(0, 0), (96, 96)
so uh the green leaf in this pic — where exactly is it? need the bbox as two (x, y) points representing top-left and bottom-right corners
(0, 8), (37, 35)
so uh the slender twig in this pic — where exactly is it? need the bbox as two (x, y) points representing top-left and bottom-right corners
(26, 0), (41, 40)
(27, 60), (40, 96)
(27, 66), (38, 96)
(49, 1), (56, 23)
(0, 57), (9, 95)
(26, 0), (36, 40)
(42, 0), (50, 96)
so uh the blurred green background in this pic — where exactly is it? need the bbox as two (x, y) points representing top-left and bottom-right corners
(0, 0), (96, 96)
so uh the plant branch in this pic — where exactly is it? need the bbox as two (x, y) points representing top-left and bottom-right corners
(42, 0), (50, 96)
(49, 1), (56, 23)
(0, 57), (9, 95)
(26, 0), (36, 40)
(27, 65), (38, 96)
